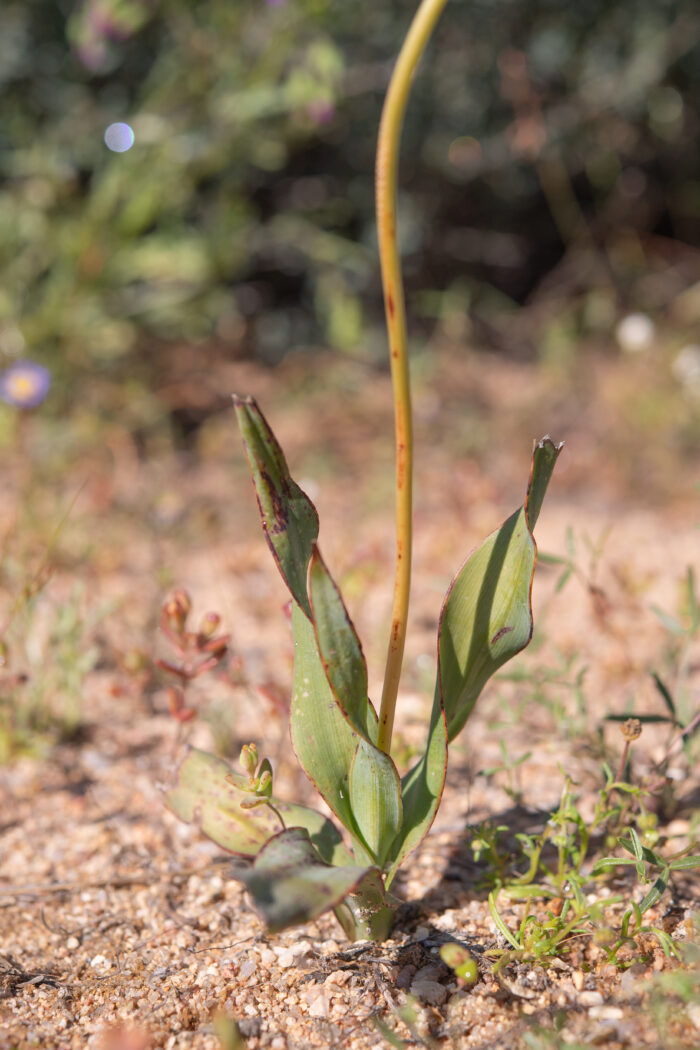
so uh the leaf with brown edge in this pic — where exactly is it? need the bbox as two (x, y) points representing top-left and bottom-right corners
(234, 395), (318, 615)
(308, 544), (377, 742)
(385, 437), (561, 885)
(165, 748), (352, 866)
(438, 436), (562, 742)
(234, 827), (378, 934)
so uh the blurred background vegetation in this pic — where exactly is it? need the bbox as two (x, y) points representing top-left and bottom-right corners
(1, 0), (699, 765)
(1, 0), (699, 446)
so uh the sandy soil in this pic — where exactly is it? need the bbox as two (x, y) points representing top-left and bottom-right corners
(1, 349), (699, 1049)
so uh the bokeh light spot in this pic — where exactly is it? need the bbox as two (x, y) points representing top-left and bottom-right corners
(448, 136), (483, 172)
(104, 122), (135, 153)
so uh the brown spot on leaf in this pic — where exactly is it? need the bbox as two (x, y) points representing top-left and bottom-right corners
(491, 625), (514, 646)
(260, 469), (288, 535)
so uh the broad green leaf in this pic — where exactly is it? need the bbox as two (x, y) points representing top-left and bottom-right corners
(234, 395), (318, 615)
(234, 400), (394, 866)
(385, 696), (447, 885)
(386, 438), (560, 882)
(308, 545), (377, 741)
(438, 437), (562, 741)
(290, 601), (398, 867)
(348, 738), (402, 868)
(235, 398), (388, 859)
(236, 826), (375, 934)
(166, 748), (352, 865)
(290, 601), (374, 862)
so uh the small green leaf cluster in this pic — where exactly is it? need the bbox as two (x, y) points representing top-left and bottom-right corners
(479, 775), (700, 972)
(593, 831), (700, 963)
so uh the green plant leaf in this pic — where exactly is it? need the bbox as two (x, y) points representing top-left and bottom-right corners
(605, 714), (673, 724)
(348, 738), (402, 868)
(592, 857), (639, 873)
(385, 439), (561, 882)
(308, 544), (376, 741)
(165, 748), (352, 865)
(385, 697), (448, 885)
(289, 601), (374, 862)
(651, 672), (678, 721)
(488, 889), (522, 949)
(290, 588), (402, 868)
(438, 437), (562, 741)
(234, 826), (376, 934)
(235, 399), (394, 865)
(669, 855), (700, 870)
(638, 869), (670, 913)
(233, 395), (318, 615)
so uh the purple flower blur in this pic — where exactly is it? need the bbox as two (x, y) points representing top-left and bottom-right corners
(0, 361), (52, 409)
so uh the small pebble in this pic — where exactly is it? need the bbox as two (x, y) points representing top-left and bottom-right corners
(324, 970), (350, 987)
(275, 949), (295, 969)
(307, 992), (329, 1018)
(396, 965), (416, 989)
(590, 1005), (624, 1021)
(580, 991), (604, 1007)
(620, 963), (647, 993)
(413, 965), (443, 983)
(411, 979), (447, 1006)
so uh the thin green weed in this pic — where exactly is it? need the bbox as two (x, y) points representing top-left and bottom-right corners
(476, 764), (700, 973)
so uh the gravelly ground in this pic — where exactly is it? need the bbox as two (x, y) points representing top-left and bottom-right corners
(1, 350), (699, 1049)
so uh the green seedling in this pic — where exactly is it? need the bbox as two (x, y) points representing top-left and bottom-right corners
(484, 755), (700, 972)
(592, 832), (700, 963)
(167, 0), (561, 941)
(439, 943), (479, 987)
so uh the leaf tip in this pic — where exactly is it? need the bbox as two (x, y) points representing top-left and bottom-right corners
(534, 434), (564, 453)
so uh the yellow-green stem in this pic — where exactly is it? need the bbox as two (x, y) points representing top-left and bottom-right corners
(375, 0), (450, 755)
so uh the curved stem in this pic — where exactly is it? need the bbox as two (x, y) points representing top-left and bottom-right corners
(376, 0), (450, 755)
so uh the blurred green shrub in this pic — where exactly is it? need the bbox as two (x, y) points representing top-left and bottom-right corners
(0, 0), (698, 396)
